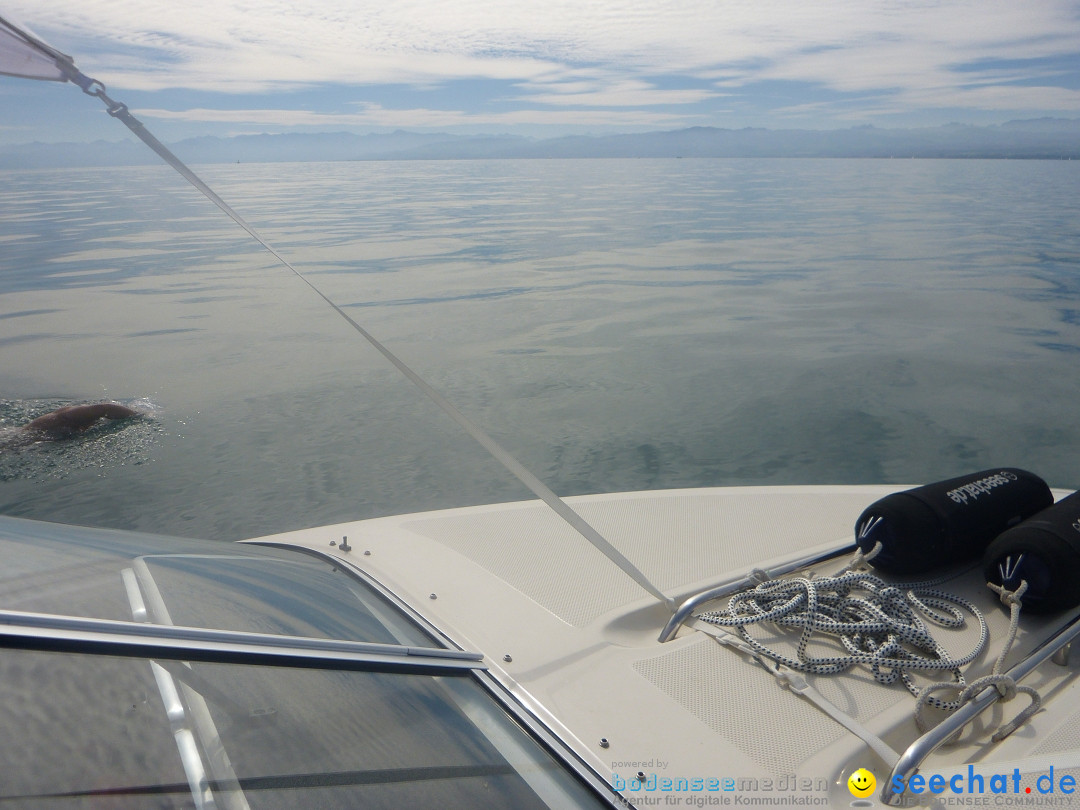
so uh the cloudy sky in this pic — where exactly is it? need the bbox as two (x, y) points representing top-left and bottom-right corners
(2, 0), (1080, 145)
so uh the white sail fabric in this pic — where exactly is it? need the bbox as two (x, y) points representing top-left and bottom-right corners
(0, 14), (69, 81)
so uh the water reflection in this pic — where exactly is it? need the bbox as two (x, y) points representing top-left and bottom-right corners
(0, 159), (1078, 538)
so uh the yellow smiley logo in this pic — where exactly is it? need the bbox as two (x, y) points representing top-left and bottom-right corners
(847, 768), (876, 798)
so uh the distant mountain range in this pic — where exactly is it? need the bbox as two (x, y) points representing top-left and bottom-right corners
(3, 119), (1078, 168)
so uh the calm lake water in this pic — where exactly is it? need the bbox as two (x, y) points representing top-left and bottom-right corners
(1, 158), (1079, 540)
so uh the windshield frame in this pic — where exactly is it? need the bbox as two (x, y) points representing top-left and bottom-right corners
(243, 541), (624, 805)
(245, 540), (465, 652)
(0, 536), (624, 809)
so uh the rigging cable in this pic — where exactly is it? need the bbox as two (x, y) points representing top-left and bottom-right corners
(0, 14), (671, 609)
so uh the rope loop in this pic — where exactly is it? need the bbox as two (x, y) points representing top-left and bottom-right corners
(988, 579), (1028, 607)
(699, 555), (1045, 747)
(961, 673), (1016, 703)
(991, 685), (1042, 742)
(845, 540), (881, 573)
(912, 580), (1042, 743)
(697, 547), (988, 696)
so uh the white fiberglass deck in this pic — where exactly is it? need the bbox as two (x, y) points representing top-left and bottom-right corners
(249, 486), (1080, 807)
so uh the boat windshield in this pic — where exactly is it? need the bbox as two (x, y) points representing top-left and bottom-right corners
(0, 517), (615, 807)
(0, 647), (609, 808)
(0, 516), (436, 646)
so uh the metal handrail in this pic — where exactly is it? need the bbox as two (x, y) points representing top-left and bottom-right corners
(881, 612), (1080, 806)
(0, 609), (484, 673)
(657, 542), (856, 642)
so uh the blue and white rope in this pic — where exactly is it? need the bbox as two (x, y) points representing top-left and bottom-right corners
(697, 546), (1040, 741)
(696, 549), (987, 703)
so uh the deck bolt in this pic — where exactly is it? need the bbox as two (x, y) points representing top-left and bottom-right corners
(502, 654), (513, 663)
(637, 772), (646, 783)
(599, 738), (609, 749)
(363, 550), (371, 556)
(429, 593), (437, 600)
(329, 540), (336, 546)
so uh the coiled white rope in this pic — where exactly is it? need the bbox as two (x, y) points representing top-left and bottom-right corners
(697, 544), (988, 699)
(696, 544), (1042, 744)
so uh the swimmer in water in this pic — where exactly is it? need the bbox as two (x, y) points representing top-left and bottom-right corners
(21, 403), (141, 439)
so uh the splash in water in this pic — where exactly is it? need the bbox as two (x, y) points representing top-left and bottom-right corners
(0, 398), (162, 482)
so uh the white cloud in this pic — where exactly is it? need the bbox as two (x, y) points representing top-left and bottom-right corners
(902, 83), (1080, 113)
(5, 0), (1080, 125)
(138, 102), (695, 130)
(518, 78), (718, 108)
